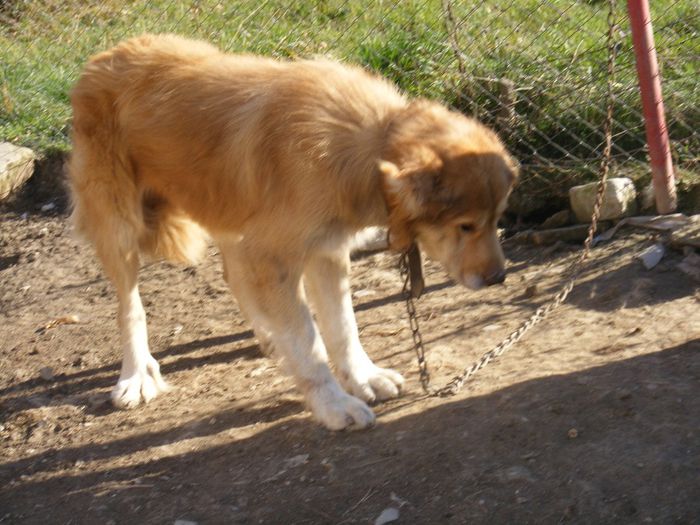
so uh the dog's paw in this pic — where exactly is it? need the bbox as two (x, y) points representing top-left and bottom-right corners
(306, 381), (376, 431)
(341, 362), (405, 404)
(111, 358), (171, 409)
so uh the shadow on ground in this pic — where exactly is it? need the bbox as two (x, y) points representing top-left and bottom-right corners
(0, 330), (260, 414)
(2, 339), (698, 524)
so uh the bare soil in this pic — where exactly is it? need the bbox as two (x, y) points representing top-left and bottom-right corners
(1, 203), (699, 524)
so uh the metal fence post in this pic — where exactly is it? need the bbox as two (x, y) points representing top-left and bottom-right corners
(627, 0), (677, 214)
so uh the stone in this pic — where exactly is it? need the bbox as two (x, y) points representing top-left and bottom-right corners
(374, 507), (399, 525)
(569, 178), (637, 223)
(0, 142), (35, 200)
(541, 209), (572, 229)
(637, 243), (665, 270)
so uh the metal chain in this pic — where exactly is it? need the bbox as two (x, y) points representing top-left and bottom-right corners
(400, 250), (431, 392)
(401, 0), (618, 397)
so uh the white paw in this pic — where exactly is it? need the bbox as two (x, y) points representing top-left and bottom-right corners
(340, 361), (405, 404)
(306, 381), (376, 431)
(111, 358), (171, 409)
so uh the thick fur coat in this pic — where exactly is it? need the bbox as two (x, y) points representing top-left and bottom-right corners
(69, 34), (518, 430)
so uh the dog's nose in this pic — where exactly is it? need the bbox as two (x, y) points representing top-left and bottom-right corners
(484, 269), (506, 286)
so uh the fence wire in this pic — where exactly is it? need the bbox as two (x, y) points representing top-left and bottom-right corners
(1, 0), (698, 214)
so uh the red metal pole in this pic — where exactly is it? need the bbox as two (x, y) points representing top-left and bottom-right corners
(627, 0), (677, 213)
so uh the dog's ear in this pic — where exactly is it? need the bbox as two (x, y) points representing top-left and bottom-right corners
(379, 148), (443, 252)
(378, 160), (414, 252)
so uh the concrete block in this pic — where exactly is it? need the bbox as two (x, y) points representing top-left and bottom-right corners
(569, 177), (637, 223)
(0, 142), (35, 200)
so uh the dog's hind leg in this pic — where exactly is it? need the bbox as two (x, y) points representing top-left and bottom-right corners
(219, 240), (375, 430)
(74, 208), (170, 408)
(106, 247), (170, 408)
(304, 250), (404, 403)
(69, 131), (170, 409)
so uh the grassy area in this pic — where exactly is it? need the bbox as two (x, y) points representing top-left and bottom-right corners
(1, 0), (698, 209)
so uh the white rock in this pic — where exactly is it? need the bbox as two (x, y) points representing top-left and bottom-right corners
(569, 178), (637, 223)
(637, 243), (665, 270)
(374, 507), (400, 525)
(0, 142), (35, 200)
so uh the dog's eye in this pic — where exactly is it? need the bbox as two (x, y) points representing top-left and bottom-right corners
(459, 223), (476, 234)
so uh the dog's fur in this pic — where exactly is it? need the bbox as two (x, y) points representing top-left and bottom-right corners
(68, 34), (518, 430)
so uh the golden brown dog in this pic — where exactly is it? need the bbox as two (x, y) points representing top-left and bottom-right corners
(69, 34), (518, 430)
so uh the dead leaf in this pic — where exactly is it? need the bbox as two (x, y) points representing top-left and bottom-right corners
(40, 315), (80, 332)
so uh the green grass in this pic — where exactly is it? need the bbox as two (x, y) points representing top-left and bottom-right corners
(1, 0), (698, 209)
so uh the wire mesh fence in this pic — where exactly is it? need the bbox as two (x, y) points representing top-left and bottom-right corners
(1, 0), (698, 215)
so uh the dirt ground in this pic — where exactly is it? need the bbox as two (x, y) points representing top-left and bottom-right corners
(1, 194), (699, 524)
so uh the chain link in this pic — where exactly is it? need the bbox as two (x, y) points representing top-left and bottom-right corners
(400, 250), (432, 392)
(401, 0), (618, 397)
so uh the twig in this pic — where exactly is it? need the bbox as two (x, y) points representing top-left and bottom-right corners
(342, 488), (375, 518)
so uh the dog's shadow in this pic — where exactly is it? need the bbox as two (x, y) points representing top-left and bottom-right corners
(0, 330), (260, 416)
(1, 339), (697, 523)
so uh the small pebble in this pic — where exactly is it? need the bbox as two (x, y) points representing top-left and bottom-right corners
(374, 507), (399, 525)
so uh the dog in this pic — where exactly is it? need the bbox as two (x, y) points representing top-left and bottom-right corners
(68, 34), (518, 430)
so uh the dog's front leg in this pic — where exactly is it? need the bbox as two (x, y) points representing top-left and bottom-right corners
(219, 243), (376, 430)
(304, 251), (404, 403)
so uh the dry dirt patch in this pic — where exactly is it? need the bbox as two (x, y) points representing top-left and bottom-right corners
(1, 210), (698, 524)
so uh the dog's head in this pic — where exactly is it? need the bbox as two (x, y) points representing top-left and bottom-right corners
(380, 102), (518, 290)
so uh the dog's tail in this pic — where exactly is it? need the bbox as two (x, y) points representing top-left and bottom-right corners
(138, 191), (208, 264)
(68, 59), (206, 268)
